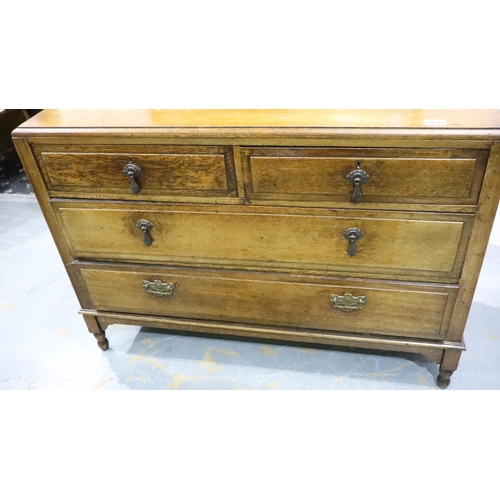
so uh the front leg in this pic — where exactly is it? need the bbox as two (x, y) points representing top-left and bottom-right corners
(437, 368), (454, 389)
(83, 315), (109, 351)
(437, 349), (462, 389)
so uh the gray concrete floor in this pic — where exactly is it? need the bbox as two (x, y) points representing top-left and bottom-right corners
(1, 193), (499, 390)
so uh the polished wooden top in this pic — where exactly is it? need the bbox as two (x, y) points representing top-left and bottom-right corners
(18, 109), (500, 130)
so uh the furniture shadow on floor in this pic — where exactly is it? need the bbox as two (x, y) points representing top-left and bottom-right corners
(102, 325), (441, 389)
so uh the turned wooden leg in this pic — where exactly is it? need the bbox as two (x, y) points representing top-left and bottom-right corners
(437, 349), (462, 389)
(82, 315), (109, 351)
(437, 369), (453, 389)
(93, 332), (109, 351)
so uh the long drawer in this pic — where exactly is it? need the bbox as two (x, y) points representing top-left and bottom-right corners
(78, 264), (458, 340)
(33, 144), (237, 199)
(241, 147), (489, 206)
(55, 202), (473, 282)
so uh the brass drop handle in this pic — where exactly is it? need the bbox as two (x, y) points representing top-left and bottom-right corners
(343, 227), (364, 256)
(330, 293), (366, 312)
(123, 159), (142, 194)
(136, 219), (154, 246)
(143, 280), (175, 297)
(346, 161), (370, 203)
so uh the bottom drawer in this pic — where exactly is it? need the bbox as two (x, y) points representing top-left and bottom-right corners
(79, 265), (458, 340)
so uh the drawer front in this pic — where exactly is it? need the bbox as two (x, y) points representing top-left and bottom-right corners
(242, 147), (488, 205)
(33, 144), (237, 199)
(79, 265), (458, 340)
(56, 202), (473, 281)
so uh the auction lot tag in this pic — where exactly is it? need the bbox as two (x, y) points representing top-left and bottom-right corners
(424, 119), (447, 126)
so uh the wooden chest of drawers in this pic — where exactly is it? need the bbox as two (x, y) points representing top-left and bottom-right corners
(13, 109), (500, 388)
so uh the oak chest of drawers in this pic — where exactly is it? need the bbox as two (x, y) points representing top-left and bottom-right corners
(13, 109), (500, 388)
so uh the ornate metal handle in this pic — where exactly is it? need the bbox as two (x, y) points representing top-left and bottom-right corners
(143, 279), (175, 297)
(330, 293), (366, 312)
(346, 161), (369, 203)
(123, 159), (142, 194)
(343, 227), (364, 256)
(136, 219), (153, 246)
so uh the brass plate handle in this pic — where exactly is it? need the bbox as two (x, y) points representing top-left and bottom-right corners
(330, 293), (366, 312)
(143, 279), (175, 297)
(343, 227), (364, 256)
(346, 161), (370, 203)
(136, 219), (154, 246)
(123, 159), (142, 194)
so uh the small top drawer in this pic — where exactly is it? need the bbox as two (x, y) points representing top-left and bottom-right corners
(33, 144), (237, 200)
(241, 147), (489, 207)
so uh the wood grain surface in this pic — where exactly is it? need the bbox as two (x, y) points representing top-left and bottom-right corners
(17, 109), (500, 129)
(243, 147), (488, 206)
(55, 202), (473, 281)
(35, 144), (236, 198)
(79, 264), (458, 340)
